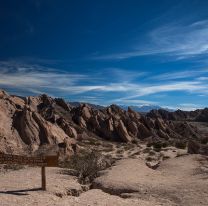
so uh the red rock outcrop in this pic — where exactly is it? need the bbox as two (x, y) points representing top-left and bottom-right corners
(0, 89), (207, 156)
(0, 90), (77, 155)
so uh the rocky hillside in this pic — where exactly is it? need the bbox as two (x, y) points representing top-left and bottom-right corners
(0, 90), (206, 155)
(147, 108), (208, 122)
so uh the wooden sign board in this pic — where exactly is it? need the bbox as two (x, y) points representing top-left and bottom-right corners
(0, 153), (58, 167)
(0, 153), (59, 191)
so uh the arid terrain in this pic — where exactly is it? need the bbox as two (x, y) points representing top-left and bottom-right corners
(0, 90), (208, 205)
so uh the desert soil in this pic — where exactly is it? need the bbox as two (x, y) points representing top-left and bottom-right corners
(0, 154), (208, 206)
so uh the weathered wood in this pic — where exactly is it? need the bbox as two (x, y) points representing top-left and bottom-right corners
(0, 153), (59, 191)
(0, 153), (58, 167)
(41, 166), (46, 190)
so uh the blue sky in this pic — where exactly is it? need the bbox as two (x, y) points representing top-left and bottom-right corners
(0, 0), (208, 110)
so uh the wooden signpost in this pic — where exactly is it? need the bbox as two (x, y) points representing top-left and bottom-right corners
(0, 153), (59, 190)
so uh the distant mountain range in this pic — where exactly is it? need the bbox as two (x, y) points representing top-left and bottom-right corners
(119, 105), (174, 113)
(70, 102), (173, 113)
(69, 102), (105, 110)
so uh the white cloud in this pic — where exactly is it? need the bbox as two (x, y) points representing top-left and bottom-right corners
(113, 99), (157, 106)
(196, 76), (208, 81)
(151, 69), (208, 80)
(0, 61), (208, 108)
(92, 20), (208, 60)
(118, 81), (207, 100)
(0, 61), (90, 95)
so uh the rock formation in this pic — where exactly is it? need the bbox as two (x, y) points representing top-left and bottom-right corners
(0, 89), (207, 155)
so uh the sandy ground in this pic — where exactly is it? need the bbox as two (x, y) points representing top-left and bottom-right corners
(93, 154), (208, 206)
(0, 154), (208, 206)
(0, 167), (160, 206)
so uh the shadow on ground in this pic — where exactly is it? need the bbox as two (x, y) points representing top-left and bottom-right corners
(0, 187), (42, 196)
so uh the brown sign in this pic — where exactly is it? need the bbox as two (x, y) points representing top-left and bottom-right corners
(0, 153), (59, 191)
(0, 153), (58, 167)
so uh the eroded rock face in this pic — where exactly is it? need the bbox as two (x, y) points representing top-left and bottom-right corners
(116, 120), (132, 142)
(147, 108), (208, 122)
(0, 90), (77, 155)
(56, 117), (77, 139)
(0, 89), (207, 155)
(55, 98), (71, 111)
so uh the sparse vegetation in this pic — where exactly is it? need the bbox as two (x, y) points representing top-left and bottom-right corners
(201, 137), (208, 144)
(116, 148), (124, 154)
(146, 156), (154, 161)
(146, 142), (152, 147)
(147, 140), (170, 152)
(149, 150), (156, 156)
(3, 164), (25, 171)
(152, 142), (163, 152)
(143, 147), (152, 153)
(175, 140), (187, 149)
(61, 150), (112, 184)
(123, 143), (135, 150)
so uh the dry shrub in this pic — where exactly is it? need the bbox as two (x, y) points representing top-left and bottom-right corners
(188, 140), (200, 154)
(63, 150), (112, 184)
(147, 140), (170, 152)
(201, 137), (208, 145)
(175, 140), (187, 149)
(3, 164), (24, 171)
(152, 142), (163, 152)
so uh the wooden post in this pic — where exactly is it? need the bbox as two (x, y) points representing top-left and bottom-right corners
(0, 154), (59, 192)
(41, 166), (46, 190)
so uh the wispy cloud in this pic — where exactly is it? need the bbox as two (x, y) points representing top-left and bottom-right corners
(113, 99), (158, 106)
(150, 69), (208, 80)
(196, 76), (208, 81)
(92, 20), (208, 60)
(113, 81), (208, 101)
(0, 61), (90, 95)
(0, 60), (208, 108)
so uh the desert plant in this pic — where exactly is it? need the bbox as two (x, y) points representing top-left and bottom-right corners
(146, 141), (153, 147)
(146, 156), (154, 161)
(65, 150), (104, 184)
(188, 140), (200, 154)
(201, 137), (208, 144)
(147, 140), (170, 152)
(3, 164), (24, 171)
(149, 150), (156, 156)
(175, 140), (187, 149)
(161, 141), (169, 148)
(152, 141), (163, 152)
(143, 147), (152, 153)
